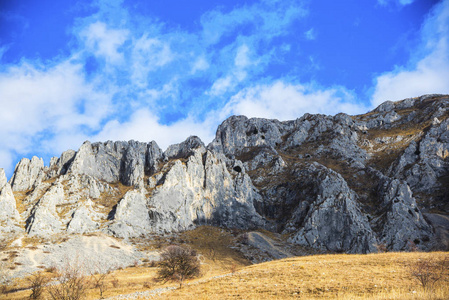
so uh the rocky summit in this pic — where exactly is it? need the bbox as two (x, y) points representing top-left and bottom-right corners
(1, 94), (449, 254)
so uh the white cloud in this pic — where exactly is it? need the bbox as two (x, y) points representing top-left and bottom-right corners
(378, 0), (415, 7)
(371, 0), (449, 105)
(0, 151), (13, 177)
(191, 56), (210, 74)
(131, 34), (174, 87)
(208, 76), (234, 96)
(221, 81), (367, 121)
(93, 109), (216, 151)
(0, 59), (111, 175)
(80, 21), (129, 64)
(200, 1), (306, 45)
(235, 44), (251, 67)
(0, 46), (8, 61)
(304, 28), (316, 40)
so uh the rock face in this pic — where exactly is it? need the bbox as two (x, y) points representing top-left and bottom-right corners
(287, 163), (377, 253)
(1, 94), (449, 252)
(376, 179), (434, 251)
(0, 169), (22, 234)
(25, 183), (65, 236)
(9, 157), (45, 192)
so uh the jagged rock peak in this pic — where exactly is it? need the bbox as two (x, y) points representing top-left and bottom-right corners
(67, 140), (163, 186)
(164, 136), (205, 161)
(373, 94), (448, 113)
(9, 156), (45, 192)
(0, 168), (21, 231)
(208, 115), (287, 156)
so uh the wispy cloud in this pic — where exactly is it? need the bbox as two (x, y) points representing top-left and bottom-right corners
(80, 21), (129, 65)
(304, 28), (316, 40)
(0, 59), (110, 172)
(0, 0), (308, 175)
(93, 108), (216, 151)
(377, 0), (416, 7)
(371, 0), (449, 105)
(221, 81), (367, 121)
(1, 0), (445, 178)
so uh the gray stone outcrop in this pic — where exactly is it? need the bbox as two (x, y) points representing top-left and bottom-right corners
(26, 183), (65, 237)
(287, 164), (377, 253)
(376, 179), (434, 251)
(9, 156), (45, 192)
(1, 94), (448, 254)
(0, 169), (21, 234)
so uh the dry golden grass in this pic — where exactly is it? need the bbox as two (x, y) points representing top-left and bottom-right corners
(180, 226), (250, 269)
(2, 250), (448, 300)
(96, 181), (133, 211)
(13, 191), (28, 214)
(149, 252), (449, 300)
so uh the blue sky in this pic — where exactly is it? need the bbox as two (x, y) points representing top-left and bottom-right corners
(0, 0), (448, 177)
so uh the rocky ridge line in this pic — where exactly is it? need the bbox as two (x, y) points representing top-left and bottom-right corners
(1, 94), (448, 254)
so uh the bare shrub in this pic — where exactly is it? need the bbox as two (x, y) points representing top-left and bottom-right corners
(156, 245), (201, 288)
(238, 233), (249, 245)
(207, 243), (216, 261)
(91, 264), (114, 299)
(28, 271), (50, 300)
(48, 260), (89, 300)
(110, 276), (119, 288)
(408, 256), (449, 290)
(228, 263), (238, 274)
(374, 242), (388, 253)
(143, 281), (153, 289)
(45, 266), (57, 273)
(407, 240), (419, 252)
(148, 260), (157, 268)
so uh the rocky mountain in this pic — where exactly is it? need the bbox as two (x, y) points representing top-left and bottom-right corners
(1, 94), (448, 254)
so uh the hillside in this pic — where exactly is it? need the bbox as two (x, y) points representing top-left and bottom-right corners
(0, 94), (449, 294)
(144, 251), (449, 300)
(2, 249), (448, 299)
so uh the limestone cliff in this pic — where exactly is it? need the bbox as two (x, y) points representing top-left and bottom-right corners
(2, 94), (449, 253)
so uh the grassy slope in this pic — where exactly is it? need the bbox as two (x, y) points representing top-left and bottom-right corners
(2, 251), (448, 299)
(152, 252), (449, 300)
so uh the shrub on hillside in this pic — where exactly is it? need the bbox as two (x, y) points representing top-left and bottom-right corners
(408, 256), (449, 291)
(156, 245), (201, 288)
(27, 271), (50, 300)
(48, 261), (88, 300)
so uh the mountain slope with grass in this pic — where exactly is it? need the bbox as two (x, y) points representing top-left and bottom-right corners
(2, 247), (448, 300)
(1, 95), (449, 298)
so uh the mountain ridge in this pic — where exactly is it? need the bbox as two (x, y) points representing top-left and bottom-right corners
(1, 94), (448, 256)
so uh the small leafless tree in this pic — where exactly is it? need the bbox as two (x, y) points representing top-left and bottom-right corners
(374, 242), (388, 253)
(207, 243), (216, 261)
(156, 245), (201, 288)
(238, 233), (249, 245)
(48, 260), (89, 300)
(409, 256), (449, 290)
(228, 262), (238, 274)
(407, 240), (419, 252)
(91, 264), (114, 299)
(110, 275), (119, 288)
(27, 271), (50, 300)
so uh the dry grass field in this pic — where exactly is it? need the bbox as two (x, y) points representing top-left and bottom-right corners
(1, 227), (448, 300)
